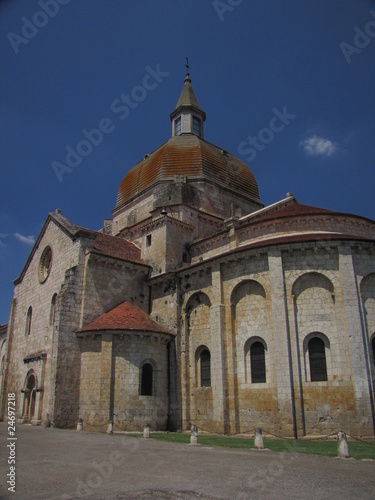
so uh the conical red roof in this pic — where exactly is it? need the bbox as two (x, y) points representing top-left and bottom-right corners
(80, 301), (174, 335)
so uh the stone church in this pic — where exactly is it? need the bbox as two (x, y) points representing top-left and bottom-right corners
(1, 70), (375, 438)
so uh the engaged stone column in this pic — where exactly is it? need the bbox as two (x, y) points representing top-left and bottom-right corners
(100, 333), (114, 427)
(190, 424), (198, 445)
(254, 428), (264, 449)
(210, 263), (226, 433)
(268, 250), (297, 437)
(337, 431), (349, 458)
(339, 246), (373, 435)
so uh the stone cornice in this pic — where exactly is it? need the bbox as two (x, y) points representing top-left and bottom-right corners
(140, 215), (194, 234)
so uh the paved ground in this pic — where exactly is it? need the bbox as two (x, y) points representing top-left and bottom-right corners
(0, 423), (374, 500)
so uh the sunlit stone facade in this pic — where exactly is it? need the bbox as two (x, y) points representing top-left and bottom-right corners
(1, 73), (375, 437)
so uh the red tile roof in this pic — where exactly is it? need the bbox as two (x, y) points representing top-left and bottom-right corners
(80, 301), (174, 335)
(92, 233), (147, 266)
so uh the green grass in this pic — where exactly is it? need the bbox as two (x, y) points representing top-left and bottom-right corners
(127, 432), (375, 460)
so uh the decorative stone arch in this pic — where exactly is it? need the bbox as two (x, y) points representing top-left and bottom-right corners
(292, 272), (334, 301)
(230, 279), (266, 307)
(244, 336), (268, 384)
(360, 272), (375, 328)
(230, 279), (267, 335)
(139, 358), (157, 397)
(181, 291), (212, 429)
(184, 291), (212, 318)
(22, 369), (38, 422)
(184, 291), (212, 345)
(303, 332), (331, 383)
(359, 272), (375, 295)
(195, 345), (211, 387)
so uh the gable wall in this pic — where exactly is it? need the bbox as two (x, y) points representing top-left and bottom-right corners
(4, 221), (82, 426)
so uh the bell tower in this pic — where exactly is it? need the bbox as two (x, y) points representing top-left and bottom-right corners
(170, 59), (206, 138)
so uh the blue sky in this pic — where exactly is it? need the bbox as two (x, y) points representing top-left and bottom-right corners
(1, 0), (374, 323)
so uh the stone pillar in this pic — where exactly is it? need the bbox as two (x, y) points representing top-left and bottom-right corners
(180, 307), (190, 431)
(32, 355), (47, 425)
(100, 333), (114, 425)
(268, 250), (297, 438)
(210, 263), (226, 433)
(224, 299), (238, 435)
(338, 246), (374, 435)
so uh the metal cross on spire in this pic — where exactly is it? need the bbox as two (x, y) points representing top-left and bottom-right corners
(186, 57), (189, 71)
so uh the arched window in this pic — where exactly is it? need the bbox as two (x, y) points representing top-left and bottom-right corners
(140, 363), (153, 396)
(50, 293), (57, 326)
(250, 341), (266, 383)
(200, 349), (211, 387)
(308, 337), (327, 381)
(25, 306), (32, 336)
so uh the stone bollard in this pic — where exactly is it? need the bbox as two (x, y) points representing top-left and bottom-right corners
(143, 423), (150, 439)
(190, 424), (198, 445)
(106, 421), (113, 435)
(337, 431), (349, 458)
(254, 428), (264, 449)
(76, 418), (83, 431)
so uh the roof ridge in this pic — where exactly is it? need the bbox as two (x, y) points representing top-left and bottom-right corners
(239, 195), (297, 223)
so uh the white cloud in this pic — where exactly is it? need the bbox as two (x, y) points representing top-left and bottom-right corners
(14, 233), (35, 245)
(300, 135), (338, 157)
(0, 233), (7, 248)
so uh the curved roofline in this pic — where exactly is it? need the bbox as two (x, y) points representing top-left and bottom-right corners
(114, 133), (261, 211)
(147, 234), (375, 286)
(241, 203), (375, 227)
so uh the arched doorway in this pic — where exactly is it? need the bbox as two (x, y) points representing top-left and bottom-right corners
(23, 372), (36, 422)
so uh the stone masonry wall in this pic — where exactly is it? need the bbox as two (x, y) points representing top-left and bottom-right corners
(168, 241), (375, 436)
(80, 254), (149, 327)
(79, 331), (170, 432)
(3, 220), (82, 426)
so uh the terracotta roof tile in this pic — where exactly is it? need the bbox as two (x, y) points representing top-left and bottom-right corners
(92, 233), (147, 266)
(80, 301), (174, 335)
(115, 134), (260, 208)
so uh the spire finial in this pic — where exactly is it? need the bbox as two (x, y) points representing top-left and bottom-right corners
(184, 56), (191, 84)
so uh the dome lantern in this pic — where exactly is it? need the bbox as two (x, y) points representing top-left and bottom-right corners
(170, 59), (206, 138)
